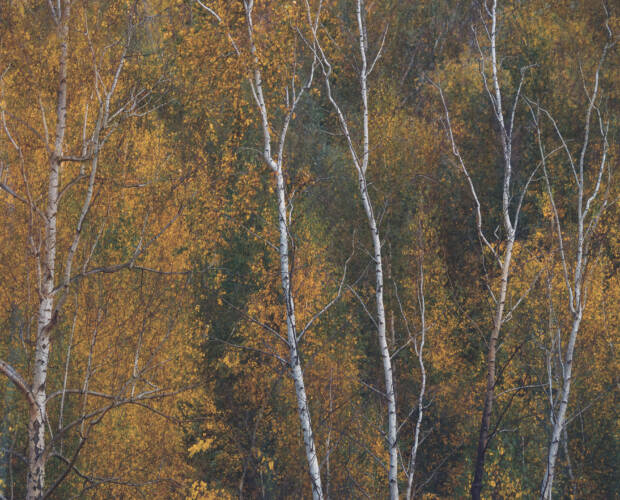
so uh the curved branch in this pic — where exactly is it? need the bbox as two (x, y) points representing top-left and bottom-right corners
(0, 359), (35, 406)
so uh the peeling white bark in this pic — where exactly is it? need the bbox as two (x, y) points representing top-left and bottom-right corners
(26, 4), (71, 497)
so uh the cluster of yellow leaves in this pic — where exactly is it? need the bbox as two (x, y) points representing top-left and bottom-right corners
(188, 437), (214, 458)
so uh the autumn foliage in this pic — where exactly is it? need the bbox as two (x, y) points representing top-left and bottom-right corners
(0, 1), (617, 499)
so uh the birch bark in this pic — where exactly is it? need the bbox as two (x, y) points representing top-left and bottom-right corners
(241, 3), (324, 497)
(0, 2), (182, 495)
(433, 2), (528, 497)
(312, 1), (399, 495)
(26, 3), (70, 497)
(534, 32), (612, 497)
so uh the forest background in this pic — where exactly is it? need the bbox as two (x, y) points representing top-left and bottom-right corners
(0, 0), (618, 498)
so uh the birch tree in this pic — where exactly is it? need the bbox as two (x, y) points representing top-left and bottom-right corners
(0, 4), (81, 494)
(404, 219), (428, 500)
(1, 0), (618, 497)
(309, 1), (400, 496)
(196, 2), (327, 497)
(526, 19), (615, 497)
(0, 2), (186, 496)
(433, 1), (539, 496)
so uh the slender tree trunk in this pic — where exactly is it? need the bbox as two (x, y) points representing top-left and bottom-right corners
(358, 175), (399, 500)
(275, 168), (324, 500)
(541, 310), (581, 499)
(533, 24), (611, 495)
(471, 238), (514, 500)
(27, 149), (59, 500)
(405, 251), (427, 500)
(239, 0), (324, 491)
(312, 0), (398, 488)
(26, 4), (69, 497)
(231, 2), (324, 495)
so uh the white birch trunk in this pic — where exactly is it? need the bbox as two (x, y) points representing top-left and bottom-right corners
(434, 2), (528, 496)
(354, 8), (399, 493)
(361, 178), (399, 499)
(312, 1), (399, 494)
(276, 168), (324, 499)
(26, 4), (70, 497)
(533, 29), (611, 495)
(469, 2), (524, 497)
(540, 311), (581, 499)
(238, 3), (324, 497)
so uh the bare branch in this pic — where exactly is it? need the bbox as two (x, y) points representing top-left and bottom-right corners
(430, 78), (500, 265)
(0, 359), (35, 406)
